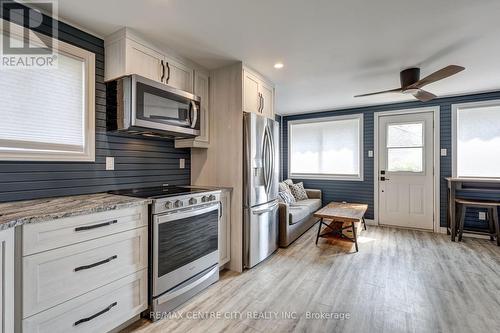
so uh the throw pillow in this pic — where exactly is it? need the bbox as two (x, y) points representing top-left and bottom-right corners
(289, 182), (308, 201)
(279, 181), (292, 195)
(279, 191), (296, 204)
(283, 179), (294, 186)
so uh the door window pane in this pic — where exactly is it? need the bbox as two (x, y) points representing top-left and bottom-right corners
(387, 148), (423, 172)
(387, 123), (423, 147)
(456, 104), (500, 178)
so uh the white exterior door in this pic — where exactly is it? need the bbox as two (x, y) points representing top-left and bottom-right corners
(378, 112), (434, 230)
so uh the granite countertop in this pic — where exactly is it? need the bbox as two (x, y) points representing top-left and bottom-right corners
(0, 193), (151, 231)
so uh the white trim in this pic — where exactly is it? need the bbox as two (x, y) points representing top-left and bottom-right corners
(287, 113), (364, 181)
(0, 20), (95, 162)
(374, 106), (440, 233)
(451, 99), (500, 178)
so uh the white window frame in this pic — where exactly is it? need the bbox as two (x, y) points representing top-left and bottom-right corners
(0, 20), (95, 162)
(452, 99), (500, 179)
(288, 113), (364, 181)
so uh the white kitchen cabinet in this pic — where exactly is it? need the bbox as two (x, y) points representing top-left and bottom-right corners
(218, 189), (231, 267)
(165, 55), (193, 93)
(243, 67), (275, 119)
(21, 205), (148, 332)
(243, 70), (260, 114)
(0, 228), (14, 333)
(260, 80), (274, 119)
(125, 39), (164, 82)
(105, 28), (194, 93)
(23, 270), (147, 333)
(175, 70), (210, 148)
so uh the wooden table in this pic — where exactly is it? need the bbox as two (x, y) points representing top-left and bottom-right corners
(445, 177), (500, 241)
(314, 202), (368, 252)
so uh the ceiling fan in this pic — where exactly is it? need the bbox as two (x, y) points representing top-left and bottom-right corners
(354, 65), (465, 102)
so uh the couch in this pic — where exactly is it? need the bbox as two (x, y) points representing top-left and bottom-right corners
(278, 188), (322, 247)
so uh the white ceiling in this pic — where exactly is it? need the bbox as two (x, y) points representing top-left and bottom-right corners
(53, 0), (500, 114)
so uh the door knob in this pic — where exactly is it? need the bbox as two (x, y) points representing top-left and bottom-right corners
(380, 176), (390, 181)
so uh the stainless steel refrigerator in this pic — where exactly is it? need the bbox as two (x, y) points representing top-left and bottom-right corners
(243, 113), (280, 268)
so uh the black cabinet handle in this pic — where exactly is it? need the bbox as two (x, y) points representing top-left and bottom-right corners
(74, 220), (117, 232)
(74, 302), (117, 326)
(166, 62), (171, 83)
(160, 60), (165, 82)
(74, 255), (118, 272)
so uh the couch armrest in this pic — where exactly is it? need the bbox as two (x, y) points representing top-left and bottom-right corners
(305, 189), (322, 200)
(278, 202), (289, 227)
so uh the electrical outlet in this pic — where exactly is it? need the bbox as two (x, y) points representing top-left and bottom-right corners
(179, 158), (185, 169)
(478, 212), (486, 220)
(105, 156), (114, 170)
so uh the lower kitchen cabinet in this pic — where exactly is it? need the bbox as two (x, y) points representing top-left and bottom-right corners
(219, 189), (231, 267)
(21, 204), (149, 333)
(23, 270), (147, 333)
(0, 228), (14, 333)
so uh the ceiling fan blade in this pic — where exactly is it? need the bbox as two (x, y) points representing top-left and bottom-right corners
(354, 88), (402, 98)
(412, 89), (437, 102)
(408, 65), (465, 89)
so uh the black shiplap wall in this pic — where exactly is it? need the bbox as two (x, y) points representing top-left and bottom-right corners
(282, 91), (500, 228)
(0, 6), (190, 203)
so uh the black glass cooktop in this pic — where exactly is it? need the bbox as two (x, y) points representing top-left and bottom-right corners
(109, 185), (209, 199)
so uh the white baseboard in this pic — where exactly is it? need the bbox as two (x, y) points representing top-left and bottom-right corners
(364, 219), (377, 226)
(439, 227), (492, 240)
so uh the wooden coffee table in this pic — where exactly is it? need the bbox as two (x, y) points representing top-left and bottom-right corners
(314, 202), (368, 252)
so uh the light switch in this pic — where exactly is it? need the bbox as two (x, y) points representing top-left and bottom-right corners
(105, 157), (114, 170)
(368, 150), (374, 158)
(479, 212), (486, 220)
(179, 158), (185, 169)
(440, 148), (447, 157)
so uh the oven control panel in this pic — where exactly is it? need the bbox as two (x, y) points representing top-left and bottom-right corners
(153, 190), (221, 214)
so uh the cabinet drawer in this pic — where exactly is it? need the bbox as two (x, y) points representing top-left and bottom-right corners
(23, 269), (147, 333)
(23, 205), (148, 255)
(23, 227), (148, 318)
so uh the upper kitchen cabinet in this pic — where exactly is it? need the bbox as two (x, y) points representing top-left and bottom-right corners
(105, 28), (194, 93)
(243, 67), (275, 119)
(175, 70), (210, 148)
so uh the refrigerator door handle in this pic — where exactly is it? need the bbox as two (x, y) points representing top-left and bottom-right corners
(252, 201), (279, 215)
(262, 127), (269, 194)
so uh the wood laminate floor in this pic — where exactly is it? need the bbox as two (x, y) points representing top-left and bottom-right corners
(123, 225), (500, 333)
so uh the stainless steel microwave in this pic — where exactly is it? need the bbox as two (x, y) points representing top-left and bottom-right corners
(106, 74), (201, 138)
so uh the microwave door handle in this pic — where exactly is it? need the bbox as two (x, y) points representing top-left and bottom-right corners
(190, 101), (198, 129)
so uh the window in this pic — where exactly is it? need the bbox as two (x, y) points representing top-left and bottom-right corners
(288, 114), (363, 180)
(453, 100), (500, 178)
(386, 122), (424, 172)
(0, 22), (95, 161)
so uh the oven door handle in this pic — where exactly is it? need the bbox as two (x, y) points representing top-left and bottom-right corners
(155, 202), (219, 225)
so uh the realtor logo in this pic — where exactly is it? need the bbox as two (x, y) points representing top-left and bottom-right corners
(0, 0), (58, 68)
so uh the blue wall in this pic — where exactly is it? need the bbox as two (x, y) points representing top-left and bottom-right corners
(281, 91), (500, 228)
(0, 3), (190, 203)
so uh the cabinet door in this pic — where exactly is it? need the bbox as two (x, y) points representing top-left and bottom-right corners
(260, 81), (274, 119)
(0, 228), (14, 333)
(218, 190), (231, 267)
(243, 71), (260, 114)
(125, 39), (163, 82)
(165, 56), (194, 92)
(194, 71), (210, 144)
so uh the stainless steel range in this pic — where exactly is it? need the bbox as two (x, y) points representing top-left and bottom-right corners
(109, 185), (220, 320)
